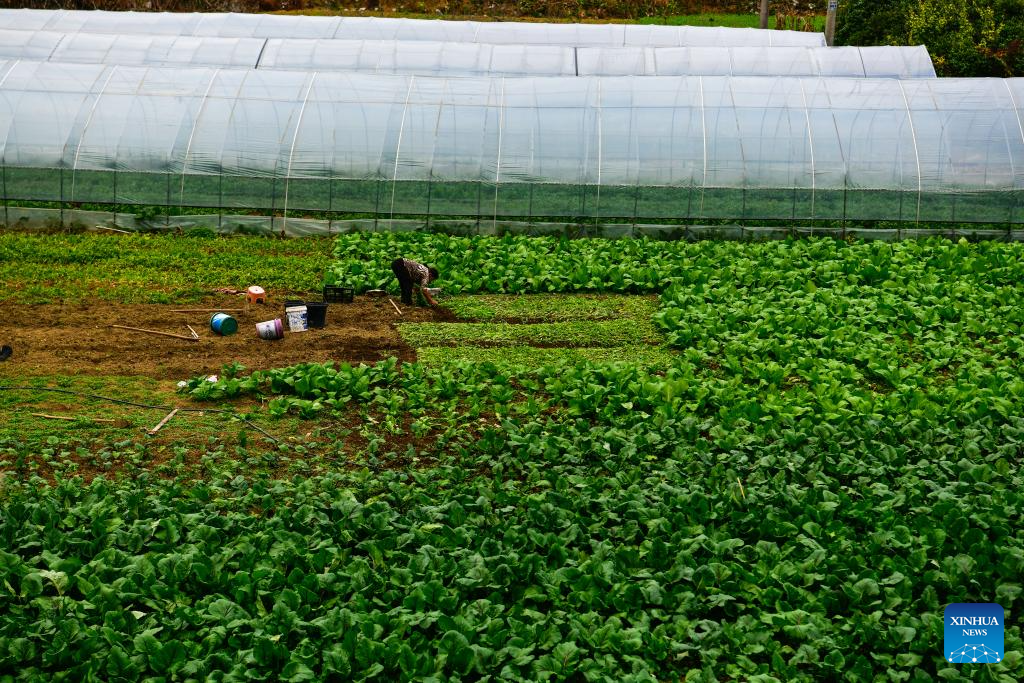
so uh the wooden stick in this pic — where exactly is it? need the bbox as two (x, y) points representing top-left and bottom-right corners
(32, 413), (116, 423)
(186, 324), (199, 339)
(111, 325), (198, 341)
(388, 298), (403, 315)
(148, 408), (179, 435)
(170, 308), (244, 313)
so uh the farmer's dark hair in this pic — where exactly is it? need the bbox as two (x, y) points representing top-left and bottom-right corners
(428, 266), (440, 280)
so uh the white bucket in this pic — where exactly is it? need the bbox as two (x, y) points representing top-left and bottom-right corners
(285, 305), (308, 332)
(256, 318), (284, 340)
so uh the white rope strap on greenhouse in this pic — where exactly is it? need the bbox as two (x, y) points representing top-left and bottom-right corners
(726, 77), (748, 216)
(483, 44), (495, 78)
(0, 59), (18, 90)
(178, 68), (221, 204)
(799, 79), (816, 218)
(897, 79), (923, 222)
(42, 9), (64, 31)
(596, 78), (603, 216)
(698, 75), (707, 214)
(1001, 80), (1024, 197)
(423, 78), (446, 218)
(389, 74), (416, 224)
(100, 34), (118, 66)
(492, 76), (506, 230)
(807, 47), (822, 78)
(70, 65), (118, 202)
(372, 40), (385, 75)
(1004, 80), (1024, 150)
(0, 59), (20, 202)
(819, 79), (849, 212)
(282, 71), (317, 232)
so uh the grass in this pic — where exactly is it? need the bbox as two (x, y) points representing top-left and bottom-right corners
(275, 9), (825, 31)
(0, 374), (253, 441)
(444, 293), (659, 323)
(637, 14), (826, 30)
(399, 318), (663, 347)
(416, 345), (676, 367)
(0, 232), (334, 304)
(0, 375), (171, 439)
(403, 293), (674, 367)
(0, 372), (323, 482)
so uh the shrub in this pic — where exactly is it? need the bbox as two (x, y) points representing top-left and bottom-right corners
(838, 0), (1023, 77)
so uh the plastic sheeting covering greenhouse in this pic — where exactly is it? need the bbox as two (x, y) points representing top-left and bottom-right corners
(575, 45), (936, 78)
(0, 30), (935, 78)
(262, 43), (935, 78)
(0, 9), (827, 47)
(0, 61), (1020, 225)
(0, 30), (265, 70)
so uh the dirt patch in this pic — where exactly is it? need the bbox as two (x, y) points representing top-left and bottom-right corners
(0, 296), (456, 379)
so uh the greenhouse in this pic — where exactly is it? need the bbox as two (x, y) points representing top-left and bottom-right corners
(0, 60), (1020, 229)
(0, 9), (826, 47)
(0, 30), (265, 70)
(0, 30), (936, 79)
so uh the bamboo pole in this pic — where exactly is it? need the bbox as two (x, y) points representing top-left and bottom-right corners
(170, 308), (244, 313)
(111, 325), (198, 341)
(148, 408), (179, 435)
(388, 298), (403, 315)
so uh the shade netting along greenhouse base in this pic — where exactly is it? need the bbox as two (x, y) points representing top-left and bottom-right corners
(3, 207), (1023, 243)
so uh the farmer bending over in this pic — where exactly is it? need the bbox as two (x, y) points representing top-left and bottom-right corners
(391, 257), (439, 307)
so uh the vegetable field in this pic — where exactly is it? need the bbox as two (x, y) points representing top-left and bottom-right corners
(1, 233), (1023, 681)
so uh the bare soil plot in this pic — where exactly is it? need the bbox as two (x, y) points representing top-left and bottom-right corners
(0, 296), (456, 379)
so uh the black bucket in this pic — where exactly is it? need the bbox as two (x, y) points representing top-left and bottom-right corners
(283, 298), (303, 311)
(306, 302), (328, 329)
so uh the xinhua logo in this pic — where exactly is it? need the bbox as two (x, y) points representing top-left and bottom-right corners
(943, 603), (1004, 663)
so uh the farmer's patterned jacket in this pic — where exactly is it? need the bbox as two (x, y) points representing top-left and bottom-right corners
(400, 258), (433, 287)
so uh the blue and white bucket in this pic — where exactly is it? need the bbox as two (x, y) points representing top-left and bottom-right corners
(285, 304), (308, 332)
(210, 312), (238, 336)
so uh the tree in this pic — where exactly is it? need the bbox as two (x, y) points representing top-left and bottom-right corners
(836, 0), (1023, 77)
(909, 0), (992, 75)
(835, 0), (916, 47)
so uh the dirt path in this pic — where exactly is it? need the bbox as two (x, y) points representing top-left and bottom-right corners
(0, 296), (456, 379)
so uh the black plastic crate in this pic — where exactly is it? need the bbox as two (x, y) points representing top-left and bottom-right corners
(323, 286), (354, 303)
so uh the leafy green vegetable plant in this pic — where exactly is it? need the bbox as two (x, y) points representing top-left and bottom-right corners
(4, 236), (1024, 682)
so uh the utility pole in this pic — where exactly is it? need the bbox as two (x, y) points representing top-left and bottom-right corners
(759, 0), (770, 30)
(825, 0), (839, 46)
